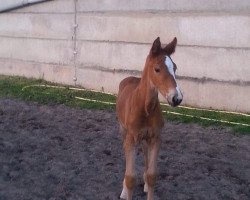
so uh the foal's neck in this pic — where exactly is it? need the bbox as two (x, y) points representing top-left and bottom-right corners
(138, 64), (158, 116)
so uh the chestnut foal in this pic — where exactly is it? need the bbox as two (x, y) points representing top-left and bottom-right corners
(116, 37), (182, 200)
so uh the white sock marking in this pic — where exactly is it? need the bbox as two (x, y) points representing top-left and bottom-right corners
(120, 187), (128, 199)
(144, 182), (148, 192)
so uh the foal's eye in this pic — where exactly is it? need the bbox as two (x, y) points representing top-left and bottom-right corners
(154, 68), (160, 73)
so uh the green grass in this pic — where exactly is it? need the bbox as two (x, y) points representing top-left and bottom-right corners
(0, 75), (249, 134)
(162, 105), (250, 134)
(0, 75), (115, 110)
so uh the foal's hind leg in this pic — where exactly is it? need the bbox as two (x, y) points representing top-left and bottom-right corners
(142, 140), (149, 193)
(120, 134), (136, 200)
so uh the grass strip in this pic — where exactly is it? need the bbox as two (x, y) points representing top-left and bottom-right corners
(0, 75), (249, 134)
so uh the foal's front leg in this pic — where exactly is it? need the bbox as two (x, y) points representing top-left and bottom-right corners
(120, 134), (136, 200)
(146, 137), (160, 200)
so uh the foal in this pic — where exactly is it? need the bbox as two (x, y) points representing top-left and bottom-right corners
(116, 37), (183, 200)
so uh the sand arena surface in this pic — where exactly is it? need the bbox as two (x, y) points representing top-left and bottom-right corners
(0, 98), (249, 200)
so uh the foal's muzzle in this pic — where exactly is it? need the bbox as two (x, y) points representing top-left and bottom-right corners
(166, 87), (183, 107)
(172, 94), (182, 107)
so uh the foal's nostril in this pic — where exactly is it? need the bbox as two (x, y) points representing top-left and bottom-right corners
(172, 95), (182, 106)
(172, 95), (178, 104)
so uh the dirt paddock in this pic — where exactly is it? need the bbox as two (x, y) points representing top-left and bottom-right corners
(0, 98), (249, 200)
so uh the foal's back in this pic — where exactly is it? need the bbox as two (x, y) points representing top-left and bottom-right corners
(118, 76), (140, 95)
(116, 76), (141, 126)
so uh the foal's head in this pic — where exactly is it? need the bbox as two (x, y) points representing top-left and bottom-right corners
(146, 37), (183, 107)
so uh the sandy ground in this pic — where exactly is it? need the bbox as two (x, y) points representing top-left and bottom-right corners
(0, 98), (249, 200)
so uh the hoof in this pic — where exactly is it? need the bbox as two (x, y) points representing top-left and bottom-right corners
(144, 183), (148, 193)
(120, 187), (127, 199)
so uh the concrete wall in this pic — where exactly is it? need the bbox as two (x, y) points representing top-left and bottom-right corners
(0, 0), (249, 113)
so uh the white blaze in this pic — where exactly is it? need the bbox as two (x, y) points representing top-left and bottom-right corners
(165, 56), (182, 100)
(165, 56), (175, 78)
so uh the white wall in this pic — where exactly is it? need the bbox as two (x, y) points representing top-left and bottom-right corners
(0, 0), (249, 112)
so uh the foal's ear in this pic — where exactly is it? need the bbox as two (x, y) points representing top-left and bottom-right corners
(163, 37), (177, 55)
(151, 37), (161, 56)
